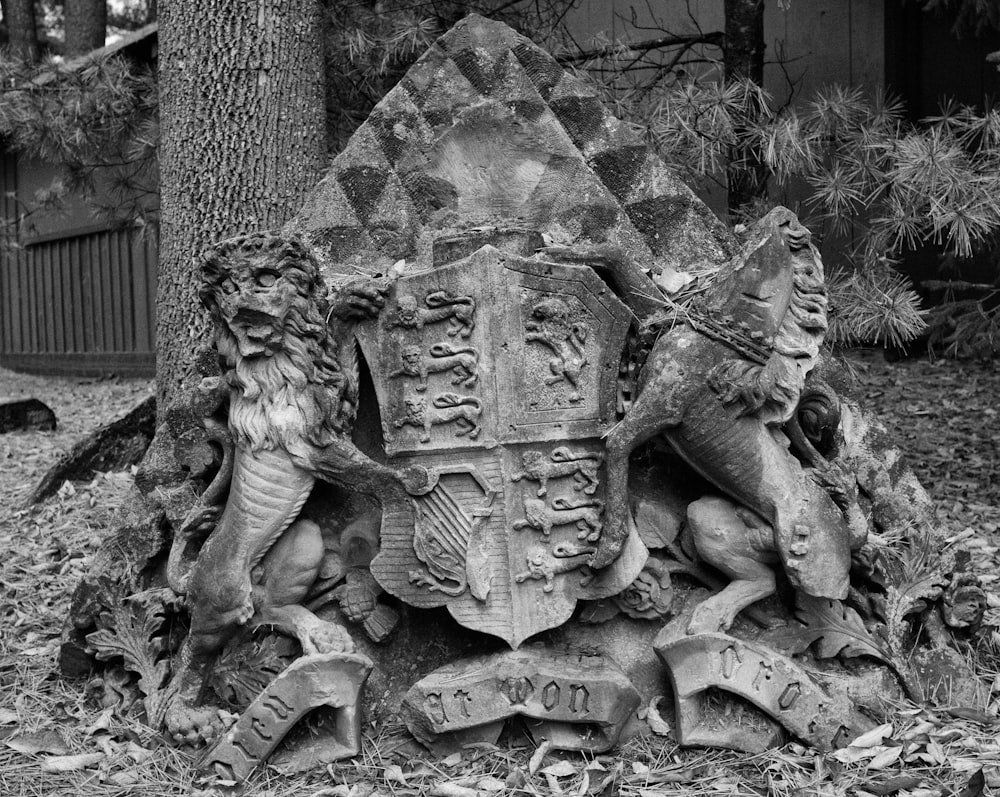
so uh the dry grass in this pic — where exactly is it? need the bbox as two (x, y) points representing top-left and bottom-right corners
(1, 360), (999, 796)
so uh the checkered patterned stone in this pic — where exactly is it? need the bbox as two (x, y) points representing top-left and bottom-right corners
(284, 13), (733, 284)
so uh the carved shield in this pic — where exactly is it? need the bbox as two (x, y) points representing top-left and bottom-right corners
(356, 245), (645, 648)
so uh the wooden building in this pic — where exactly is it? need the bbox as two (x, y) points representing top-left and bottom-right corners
(0, 24), (158, 377)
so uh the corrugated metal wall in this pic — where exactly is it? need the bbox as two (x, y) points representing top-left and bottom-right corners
(0, 152), (157, 376)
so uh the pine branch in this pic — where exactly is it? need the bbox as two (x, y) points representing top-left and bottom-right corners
(556, 31), (725, 65)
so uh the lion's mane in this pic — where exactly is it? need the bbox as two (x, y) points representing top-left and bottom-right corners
(200, 233), (356, 454)
(709, 233), (828, 425)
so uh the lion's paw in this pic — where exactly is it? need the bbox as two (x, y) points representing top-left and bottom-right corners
(686, 600), (729, 636)
(303, 620), (356, 656)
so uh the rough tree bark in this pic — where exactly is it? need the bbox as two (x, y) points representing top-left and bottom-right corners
(64, 0), (108, 56)
(5, 0), (40, 61)
(156, 0), (327, 407)
(724, 0), (767, 216)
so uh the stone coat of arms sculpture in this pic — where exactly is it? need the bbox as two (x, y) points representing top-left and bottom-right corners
(65, 12), (988, 783)
(357, 243), (644, 647)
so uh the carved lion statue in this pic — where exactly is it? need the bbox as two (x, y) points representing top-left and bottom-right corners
(166, 233), (423, 744)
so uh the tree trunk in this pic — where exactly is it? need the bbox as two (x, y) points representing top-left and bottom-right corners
(156, 0), (327, 407)
(6, 0), (40, 61)
(64, 0), (107, 56)
(724, 0), (765, 83)
(724, 0), (767, 216)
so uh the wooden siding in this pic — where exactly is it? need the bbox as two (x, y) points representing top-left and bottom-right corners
(0, 151), (157, 377)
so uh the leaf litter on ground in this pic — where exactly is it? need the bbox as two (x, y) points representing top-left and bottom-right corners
(2, 353), (1000, 796)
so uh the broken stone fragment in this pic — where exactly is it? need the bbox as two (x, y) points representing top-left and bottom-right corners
(401, 648), (640, 754)
(655, 621), (874, 752)
(200, 651), (372, 782)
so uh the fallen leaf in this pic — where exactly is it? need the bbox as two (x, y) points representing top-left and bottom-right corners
(40, 752), (105, 772)
(865, 774), (924, 795)
(440, 752), (462, 767)
(850, 723), (894, 748)
(542, 760), (579, 778)
(84, 707), (115, 736)
(125, 741), (152, 763)
(833, 746), (879, 765)
(957, 768), (985, 797)
(476, 776), (505, 792)
(0, 709), (18, 724)
(429, 784), (478, 797)
(307, 787), (352, 797)
(5, 729), (69, 756)
(867, 746), (902, 770)
(945, 707), (998, 724)
(382, 764), (408, 785)
(529, 739), (552, 775)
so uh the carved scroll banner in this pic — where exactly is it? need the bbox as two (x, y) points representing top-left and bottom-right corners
(201, 652), (372, 781)
(357, 244), (648, 648)
(654, 623), (873, 752)
(401, 649), (641, 753)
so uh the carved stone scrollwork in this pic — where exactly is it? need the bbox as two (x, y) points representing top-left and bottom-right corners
(655, 621), (873, 752)
(202, 652), (373, 781)
(401, 650), (640, 754)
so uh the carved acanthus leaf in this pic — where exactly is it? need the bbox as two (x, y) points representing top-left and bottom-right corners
(762, 594), (892, 666)
(86, 587), (180, 727)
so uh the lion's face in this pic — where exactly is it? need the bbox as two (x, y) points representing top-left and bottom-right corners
(521, 451), (544, 470)
(210, 250), (312, 358)
(403, 397), (426, 422)
(526, 297), (571, 337)
(396, 296), (419, 324)
(400, 345), (422, 369)
(522, 497), (546, 525)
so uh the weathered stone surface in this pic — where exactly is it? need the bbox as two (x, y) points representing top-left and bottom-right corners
(357, 242), (647, 647)
(401, 649), (640, 753)
(202, 651), (372, 781)
(285, 15), (734, 303)
(601, 210), (867, 631)
(655, 621), (874, 752)
(65, 11), (984, 768)
(0, 396), (56, 432)
(907, 647), (983, 706)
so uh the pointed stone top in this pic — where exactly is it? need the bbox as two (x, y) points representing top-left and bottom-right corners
(287, 13), (732, 282)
